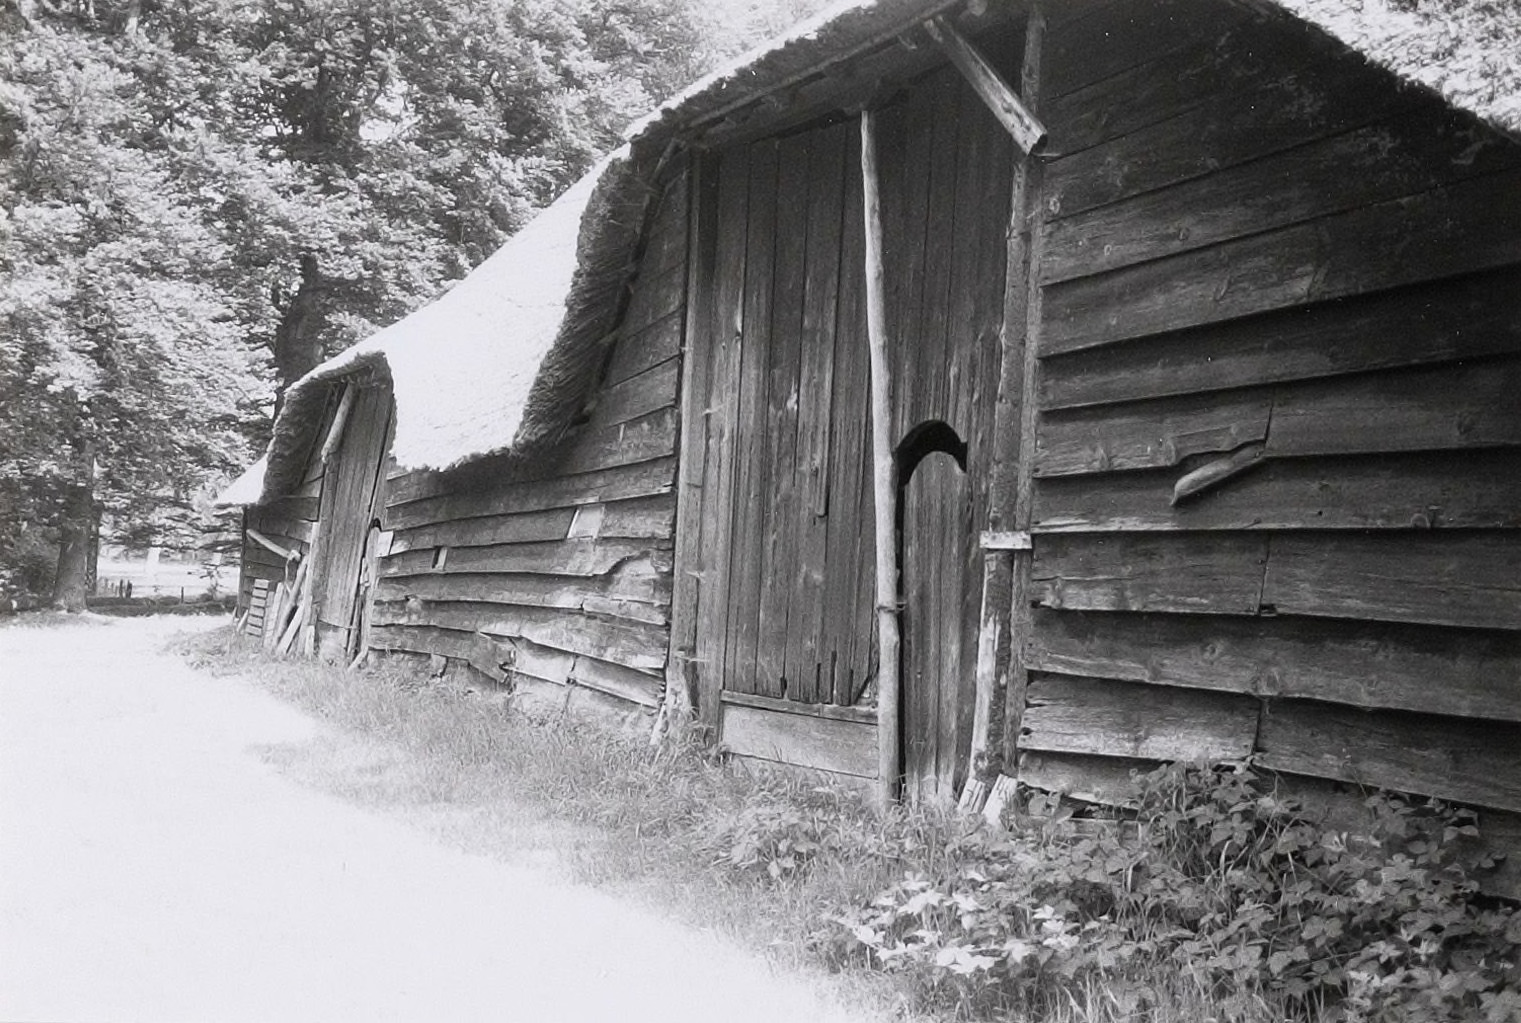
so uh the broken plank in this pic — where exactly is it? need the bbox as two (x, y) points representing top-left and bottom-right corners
(1035, 389), (1271, 476)
(374, 562), (669, 614)
(1029, 608), (1521, 723)
(1033, 449), (1521, 532)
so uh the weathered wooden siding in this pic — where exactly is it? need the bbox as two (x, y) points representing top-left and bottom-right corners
(1015, 0), (1521, 892)
(678, 48), (1017, 783)
(366, 173), (690, 726)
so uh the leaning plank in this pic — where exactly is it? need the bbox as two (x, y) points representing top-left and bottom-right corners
(1262, 531), (1521, 631)
(1256, 700), (1521, 815)
(1042, 167), (1521, 355)
(1029, 609), (1521, 723)
(382, 538), (670, 580)
(388, 508), (574, 553)
(1033, 449), (1521, 532)
(720, 702), (877, 778)
(385, 457), (677, 528)
(370, 600), (668, 673)
(586, 357), (680, 430)
(1031, 532), (1267, 614)
(1022, 673), (1258, 761)
(557, 407), (679, 477)
(1038, 266), (1521, 410)
(374, 563), (669, 617)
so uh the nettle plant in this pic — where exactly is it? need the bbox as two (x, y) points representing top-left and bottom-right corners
(829, 762), (1521, 1022)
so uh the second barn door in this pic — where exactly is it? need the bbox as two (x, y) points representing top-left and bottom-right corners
(900, 448), (976, 802)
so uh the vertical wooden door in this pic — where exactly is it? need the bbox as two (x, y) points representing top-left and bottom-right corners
(901, 450), (976, 801)
(312, 386), (392, 662)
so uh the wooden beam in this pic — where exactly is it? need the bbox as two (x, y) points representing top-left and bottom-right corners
(925, 16), (1046, 155)
(245, 527), (299, 562)
(319, 383), (356, 465)
(861, 109), (903, 808)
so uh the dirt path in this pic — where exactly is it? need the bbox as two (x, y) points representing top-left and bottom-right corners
(0, 616), (877, 1023)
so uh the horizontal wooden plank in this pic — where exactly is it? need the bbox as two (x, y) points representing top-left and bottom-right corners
(1043, 5), (1338, 155)
(1038, 266), (1521, 409)
(1035, 390), (1272, 476)
(1262, 531), (1521, 631)
(1042, 167), (1521, 355)
(1257, 700), (1521, 815)
(374, 561), (670, 621)
(1035, 356), (1521, 478)
(1044, 108), (1521, 283)
(558, 406), (679, 477)
(1013, 752), (1521, 899)
(1022, 673), (1258, 761)
(1034, 449), (1521, 532)
(620, 263), (686, 341)
(1282, 774), (1521, 901)
(389, 508), (573, 553)
(1042, 0), (1246, 101)
(605, 310), (683, 387)
(1032, 533), (1266, 614)
(385, 457), (677, 529)
(1017, 750), (1158, 805)
(719, 688), (876, 723)
(586, 357), (680, 429)
(1029, 608), (1521, 723)
(1266, 356), (1521, 458)
(382, 538), (671, 580)
(371, 602), (667, 673)
(719, 702), (877, 778)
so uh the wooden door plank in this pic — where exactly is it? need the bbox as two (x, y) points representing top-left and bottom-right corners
(786, 122), (848, 704)
(1029, 608), (1521, 722)
(1021, 672), (1258, 761)
(692, 148), (751, 728)
(1031, 532), (1267, 614)
(1042, 167), (1521, 356)
(755, 131), (812, 700)
(724, 138), (780, 696)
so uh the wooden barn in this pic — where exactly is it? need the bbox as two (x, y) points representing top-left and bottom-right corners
(222, 0), (1521, 888)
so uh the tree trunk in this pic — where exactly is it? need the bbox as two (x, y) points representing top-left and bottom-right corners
(270, 253), (325, 416)
(51, 479), (94, 612)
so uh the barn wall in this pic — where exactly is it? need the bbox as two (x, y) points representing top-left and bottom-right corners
(365, 172), (690, 729)
(1015, 0), (1521, 893)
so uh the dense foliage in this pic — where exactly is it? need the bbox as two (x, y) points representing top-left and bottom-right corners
(822, 763), (1521, 1022)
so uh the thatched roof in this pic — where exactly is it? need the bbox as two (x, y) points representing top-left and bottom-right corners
(220, 0), (1519, 507)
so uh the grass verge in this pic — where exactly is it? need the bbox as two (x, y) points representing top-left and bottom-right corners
(178, 627), (1520, 1023)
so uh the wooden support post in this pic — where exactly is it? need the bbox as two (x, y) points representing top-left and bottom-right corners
(319, 383), (356, 464)
(1000, 3), (1049, 780)
(924, 16), (1046, 155)
(245, 528), (299, 562)
(861, 109), (903, 808)
(966, 2), (1047, 812)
